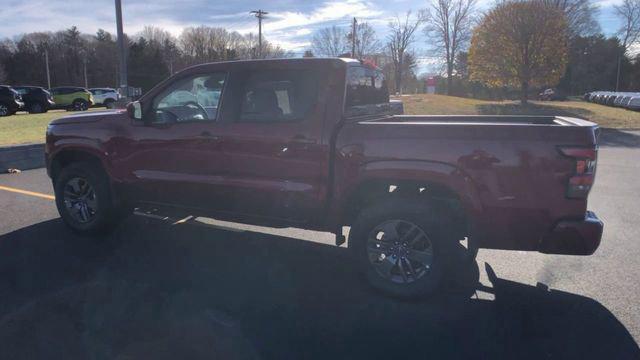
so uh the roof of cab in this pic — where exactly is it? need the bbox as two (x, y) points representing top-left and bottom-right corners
(181, 57), (362, 73)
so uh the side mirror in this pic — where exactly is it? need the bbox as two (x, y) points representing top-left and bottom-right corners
(127, 101), (142, 121)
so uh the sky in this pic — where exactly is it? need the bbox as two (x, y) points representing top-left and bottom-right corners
(0, 0), (627, 74)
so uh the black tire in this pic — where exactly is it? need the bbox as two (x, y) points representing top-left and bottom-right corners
(72, 99), (89, 111)
(0, 102), (11, 116)
(103, 98), (115, 109)
(349, 199), (458, 298)
(54, 161), (124, 235)
(28, 102), (45, 114)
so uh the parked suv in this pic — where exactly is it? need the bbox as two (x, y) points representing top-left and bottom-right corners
(0, 85), (24, 116)
(49, 87), (94, 111)
(13, 86), (55, 113)
(89, 88), (120, 107)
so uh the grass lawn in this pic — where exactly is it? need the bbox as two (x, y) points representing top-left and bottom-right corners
(0, 108), (105, 146)
(1, 95), (638, 146)
(399, 94), (640, 129)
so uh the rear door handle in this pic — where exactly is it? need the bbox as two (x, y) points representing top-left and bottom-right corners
(290, 135), (315, 145)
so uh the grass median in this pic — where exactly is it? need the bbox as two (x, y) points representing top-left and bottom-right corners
(1, 95), (638, 147)
(0, 108), (104, 146)
(398, 94), (640, 128)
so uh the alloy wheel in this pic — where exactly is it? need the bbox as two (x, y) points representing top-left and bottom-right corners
(63, 177), (98, 223)
(367, 219), (434, 284)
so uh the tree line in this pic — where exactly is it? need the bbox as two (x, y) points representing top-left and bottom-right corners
(308, 0), (640, 102)
(1, 0), (639, 101)
(0, 25), (291, 92)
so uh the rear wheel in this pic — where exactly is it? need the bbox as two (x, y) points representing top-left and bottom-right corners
(54, 162), (125, 235)
(104, 98), (115, 109)
(349, 199), (454, 298)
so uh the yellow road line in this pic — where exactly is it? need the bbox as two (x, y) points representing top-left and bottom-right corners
(0, 185), (55, 200)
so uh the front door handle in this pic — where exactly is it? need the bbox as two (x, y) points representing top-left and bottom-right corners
(197, 131), (221, 142)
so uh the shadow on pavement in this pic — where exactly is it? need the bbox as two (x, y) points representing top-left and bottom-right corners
(598, 128), (640, 148)
(0, 217), (638, 359)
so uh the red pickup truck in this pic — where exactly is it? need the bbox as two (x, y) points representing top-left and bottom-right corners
(45, 58), (603, 297)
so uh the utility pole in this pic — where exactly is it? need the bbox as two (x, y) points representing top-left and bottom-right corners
(250, 10), (268, 58)
(115, 0), (128, 99)
(351, 17), (357, 58)
(44, 49), (51, 89)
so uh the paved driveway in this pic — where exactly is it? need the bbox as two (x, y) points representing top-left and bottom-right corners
(0, 130), (639, 359)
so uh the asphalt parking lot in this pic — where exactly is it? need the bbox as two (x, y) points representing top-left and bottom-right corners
(1, 130), (640, 359)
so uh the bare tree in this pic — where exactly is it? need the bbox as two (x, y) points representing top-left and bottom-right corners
(138, 26), (175, 45)
(423, 0), (476, 95)
(311, 26), (349, 57)
(348, 22), (382, 58)
(387, 11), (422, 94)
(541, 0), (600, 37)
(614, 0), (640, 90)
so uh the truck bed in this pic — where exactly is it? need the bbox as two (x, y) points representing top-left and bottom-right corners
(371, 115), (598, 127)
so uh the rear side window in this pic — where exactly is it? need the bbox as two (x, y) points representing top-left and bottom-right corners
(345, 65), (388, 107)
(237, 69), (318, 123)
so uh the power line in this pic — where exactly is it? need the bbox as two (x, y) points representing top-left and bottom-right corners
(250, 10), (268, 58)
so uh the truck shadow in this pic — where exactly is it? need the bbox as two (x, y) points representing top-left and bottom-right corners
(0, 217), (637, 359)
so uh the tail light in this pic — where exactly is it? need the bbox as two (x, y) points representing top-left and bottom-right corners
(559, 146), (597, 199)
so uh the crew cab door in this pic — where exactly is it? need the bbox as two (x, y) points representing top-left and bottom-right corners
(119, 71), (231, 211)
(215, 65), (330, 223)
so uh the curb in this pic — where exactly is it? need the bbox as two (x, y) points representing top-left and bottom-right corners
(0, 143), (45, 173)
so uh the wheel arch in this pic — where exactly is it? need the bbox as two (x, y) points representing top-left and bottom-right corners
(49, 147), (108, 182)
(332, 160), (483, 235)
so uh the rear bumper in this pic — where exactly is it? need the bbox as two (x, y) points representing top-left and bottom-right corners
(539, 211), (603, 255)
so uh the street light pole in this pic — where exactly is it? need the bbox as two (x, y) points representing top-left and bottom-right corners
(115, 0), (128, 99)
(44, 49), (51, 89)
(83, 57), (88, 89)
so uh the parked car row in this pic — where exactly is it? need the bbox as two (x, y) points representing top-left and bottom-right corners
(584, 91), (640, 110)
(0, 85), (120, 117)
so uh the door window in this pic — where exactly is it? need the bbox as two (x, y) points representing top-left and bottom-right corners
(152, 73), (226, 123)
(237, 70), (318, 123)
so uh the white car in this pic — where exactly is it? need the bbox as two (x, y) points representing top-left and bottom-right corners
(89, 88), (120, 107)
(627, 96), (640, 110)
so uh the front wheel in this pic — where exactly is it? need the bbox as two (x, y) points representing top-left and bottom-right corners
(0, 103), (10, 116)
(72, 99), (89, 111)
(54, 162), (125, 234)
(349, 200), (453, 298)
